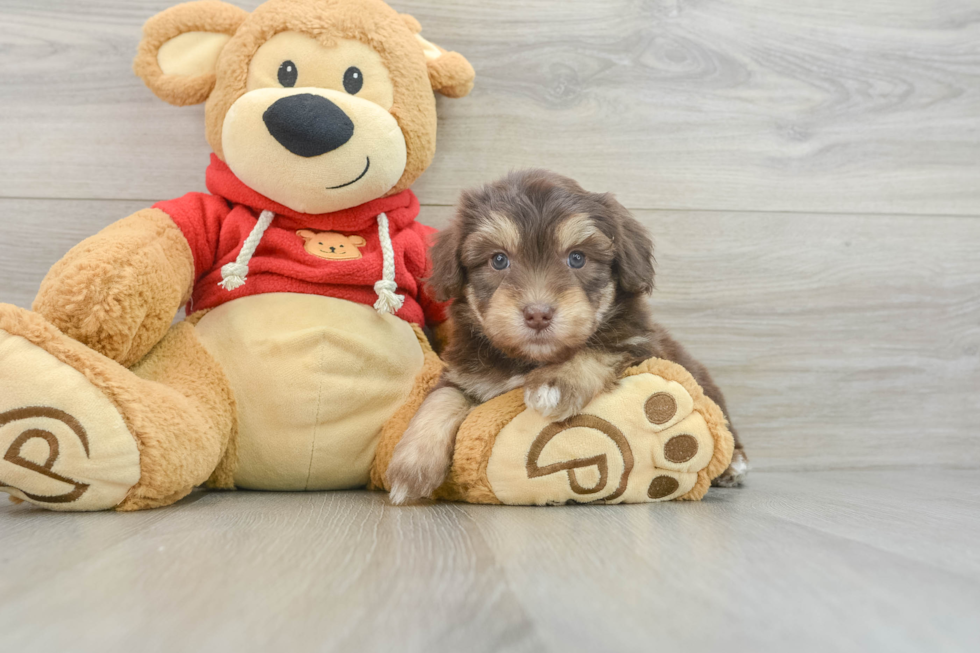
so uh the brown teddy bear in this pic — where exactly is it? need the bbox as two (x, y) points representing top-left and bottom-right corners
(0, 0), (733, 511)
(0, 0), (474, 511)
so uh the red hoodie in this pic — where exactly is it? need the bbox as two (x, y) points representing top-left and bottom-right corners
(154, 155), (446, 327)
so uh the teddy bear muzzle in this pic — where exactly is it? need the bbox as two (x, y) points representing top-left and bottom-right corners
(221, 87), (408, 215)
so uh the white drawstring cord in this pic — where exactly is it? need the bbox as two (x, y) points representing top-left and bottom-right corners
(373, 212), (404, 315)
(218, 209), (276, 291)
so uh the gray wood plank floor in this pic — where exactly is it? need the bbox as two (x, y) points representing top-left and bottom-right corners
(2, 470), (978, 653)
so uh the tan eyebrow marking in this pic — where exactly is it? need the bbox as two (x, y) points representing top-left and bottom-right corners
(556, 213), (601, 251)
(463, 211), (521, 259)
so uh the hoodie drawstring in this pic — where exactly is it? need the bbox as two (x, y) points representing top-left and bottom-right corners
(218, 209), (276, 291)
(217, 209), (404, 317)
(373, 212), (405, 315)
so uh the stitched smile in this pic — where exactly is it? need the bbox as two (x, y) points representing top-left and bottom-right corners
(326, 157), (370, 190)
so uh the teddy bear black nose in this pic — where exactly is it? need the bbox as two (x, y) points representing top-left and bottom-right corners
(262, 93), (354, 158)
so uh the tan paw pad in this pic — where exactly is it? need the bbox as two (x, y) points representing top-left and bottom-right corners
(0, 330), (140, 511)
(651, 412), (715, 474)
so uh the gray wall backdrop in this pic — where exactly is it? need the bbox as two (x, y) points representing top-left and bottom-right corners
(1, 0), (978, 471)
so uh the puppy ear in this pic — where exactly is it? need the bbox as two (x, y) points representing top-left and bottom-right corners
(133, 1), (248, 106)
(349, 235), (368, 247)
(428, 222), (466, 302)
(601, 194), (655, 295)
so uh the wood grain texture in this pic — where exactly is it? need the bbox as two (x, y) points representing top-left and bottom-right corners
(1, 470), (979, 653)
(0, 0), (979, 213)
(3, 199), (977, 470)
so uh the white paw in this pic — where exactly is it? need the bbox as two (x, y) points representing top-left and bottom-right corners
(387, 462), (439, 505)
(525, 384), (562, 417)
(713, 450), (750, 488)
(385, 439), (451, 505)
(388, 480), (413, 506)
(730, 454), (749, 477)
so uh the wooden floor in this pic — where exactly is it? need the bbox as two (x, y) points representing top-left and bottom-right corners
(2, 470), (979, 653)
(1, 1), (979, 650)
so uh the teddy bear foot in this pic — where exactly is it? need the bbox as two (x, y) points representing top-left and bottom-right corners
(434, 357), (736, 505)
(0, 304), (141, 511)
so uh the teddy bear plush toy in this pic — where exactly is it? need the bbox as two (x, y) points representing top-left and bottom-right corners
(0, 0), (733, 512)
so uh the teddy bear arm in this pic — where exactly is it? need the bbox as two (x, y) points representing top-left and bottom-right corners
(33, 208), (195, 368)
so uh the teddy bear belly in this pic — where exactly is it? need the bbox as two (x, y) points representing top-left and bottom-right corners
(193, 293), (425, 491)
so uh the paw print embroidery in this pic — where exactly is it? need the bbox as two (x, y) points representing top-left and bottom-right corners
(485, 368), (727, 504)
(297, 230), (367, 261)
(0, 407), (91, 505)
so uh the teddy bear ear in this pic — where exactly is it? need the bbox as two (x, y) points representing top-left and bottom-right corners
(349, 235), (368, 247)
(133, 1), (249, 107)
(417, 34), (476, 99)
(296, 230), (316, 240)
(400, 14), (475, 99)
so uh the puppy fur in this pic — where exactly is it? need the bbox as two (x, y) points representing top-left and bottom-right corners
(386, 170), (747, 503)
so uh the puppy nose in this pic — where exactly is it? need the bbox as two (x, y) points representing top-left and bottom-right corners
(263, 93), (354, 158)
(523, 304), (555, 331)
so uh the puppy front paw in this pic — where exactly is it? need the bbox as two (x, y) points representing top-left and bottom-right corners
(386, 385), (472, 505)
(386, 437), (452, 505)
(524, 373), (590, 421)
(524, 383), (564, 417)
(711, 448), (749, 488)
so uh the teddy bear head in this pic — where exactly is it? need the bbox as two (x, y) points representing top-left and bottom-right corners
(134, 0), (474, 215)
(296, 229), (368, 260)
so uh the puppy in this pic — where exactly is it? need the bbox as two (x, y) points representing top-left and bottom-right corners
(386, 170), (748, 504)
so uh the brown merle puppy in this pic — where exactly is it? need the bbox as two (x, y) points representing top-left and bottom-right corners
(386, 169), (748, 504)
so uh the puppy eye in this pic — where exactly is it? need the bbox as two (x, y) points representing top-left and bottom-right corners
(490, 252), (510, 270)
(567, 251), (586, 269)
(343, 66), (364, 94)
(278, 60), (298, 87)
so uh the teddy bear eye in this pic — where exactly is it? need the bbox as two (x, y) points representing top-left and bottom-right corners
(343, 66), (363, 94)
(278, 60), (298, 87)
